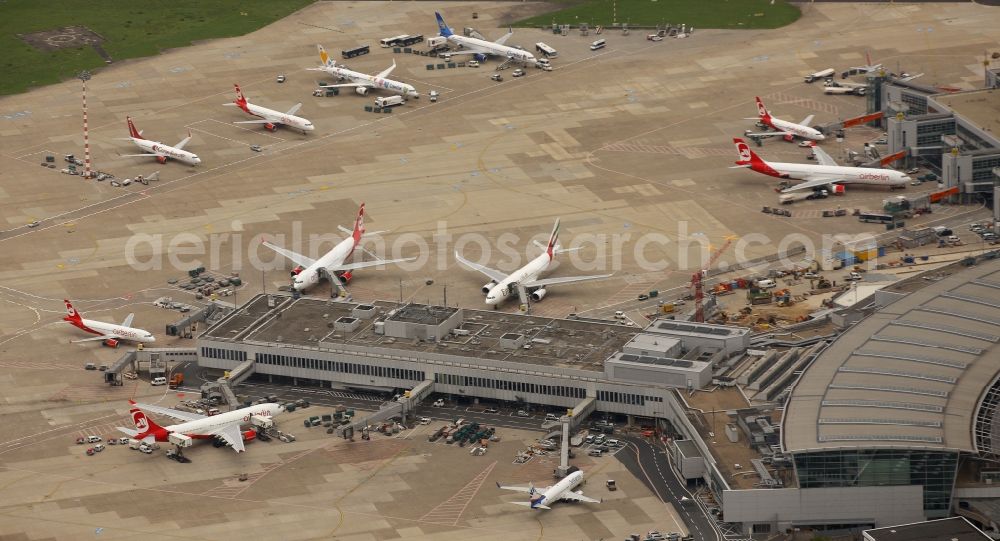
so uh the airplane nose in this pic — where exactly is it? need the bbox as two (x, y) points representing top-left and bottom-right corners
(816, 134), (826, 140)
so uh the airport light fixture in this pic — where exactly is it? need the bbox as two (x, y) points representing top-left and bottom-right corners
(78, 70), (92, 179)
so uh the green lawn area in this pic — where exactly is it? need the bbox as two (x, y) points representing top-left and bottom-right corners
(516, 0), (800, 30)
(0, 0), (313, 96)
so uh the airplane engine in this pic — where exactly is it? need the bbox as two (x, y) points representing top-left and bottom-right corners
(103, 338), (120, 348)
(355, 86), (369, 96)
(265, 122), (276, 131)
(530, 288), (547, 302)
(156, 156), (167, 164)
(291, 265), (304, 276)
(335, 270), (353, 283)
(831, 184), (846, 195)
(783, 134), (794, 142)
(242, 429), (257, 442)
(474, 53), (487, 62)
(482, 281), (498, 294)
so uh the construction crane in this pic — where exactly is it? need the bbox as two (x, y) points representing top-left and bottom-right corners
(691, 235), (738, 323)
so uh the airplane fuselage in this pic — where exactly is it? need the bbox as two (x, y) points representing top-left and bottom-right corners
(129, 137), (201, 165)
(532, 471), (585, 509)
(244, 102), (314, 131)
(165, 403), (281, 436)
(447, 35), (535, 63)
(758, 161), (910, 187)
(293, 236), (358, 291)
(486, 252), (551, 306)
(324, 66), (417, 97)
(767, 117), (824, 141)
(71, 317), (156, 343)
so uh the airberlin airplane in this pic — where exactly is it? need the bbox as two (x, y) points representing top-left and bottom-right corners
(119, 116), (201, 165)
(63, 299), (155, 348)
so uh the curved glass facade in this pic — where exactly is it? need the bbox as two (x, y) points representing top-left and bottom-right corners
(794, 449), (959, 517)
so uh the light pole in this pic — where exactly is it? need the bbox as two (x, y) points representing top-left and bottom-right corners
(78, 71), (92, 179)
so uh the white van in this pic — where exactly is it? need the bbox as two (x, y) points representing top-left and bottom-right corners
(755, 279), (777, 289)
(151, 376), (167, 386)
(590, 39), (606, 51)
(374, 95), (404, 108)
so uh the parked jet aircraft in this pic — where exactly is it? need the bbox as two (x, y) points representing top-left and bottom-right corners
(455, 219), (612, 308)
(119, 400), (281, 453)
(744, 96), (824, 142)
(263, 203), (414, 295)
(119, 117), (201, 165)
(224, 84), (314, 132)
(434, 12), (535, 64)
(63, 299), (155, 347)
(496, 470), (601, 510)
(731, 138), (909, 193)
(311, 45), (418, 98)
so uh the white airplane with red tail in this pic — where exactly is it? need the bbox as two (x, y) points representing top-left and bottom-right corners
(731, 138), (910, 193)
(223, 84), (314, 133)
(455, 219), (613, 308)
(119, 400), (282, 453)
(263, 203), (414, 295)
(119, 117), (201, 165)
(63, 299), (155, 347)
(744, 96), (824, 142)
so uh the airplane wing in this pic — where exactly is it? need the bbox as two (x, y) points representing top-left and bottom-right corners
(376, 61), (397, 79)
(743, 131), (792, 138)
(560, 491), (601, 504)
(262, 241), (316, 268)
(131, 402), (207, 422)
(207, 423), (246, 453)
(121, 313), (135, 328)
(799, 114), (815, 127)
(72, 335), (116, 343)
(173, 134), (192, 150)
(522, 274), (613, 289)
(781, 177), (842, 193)
(454, 251), (508, 282)
(331, 257), (416, 272)
(811, 145), (839, 167)
(496, 482), (541, 494)
(318, 82), (369, 89)
(441, 50), (480, 57)
(285, 103), (303, 116)
(494, 30), (514, 46)
(510, 501), (551, 510)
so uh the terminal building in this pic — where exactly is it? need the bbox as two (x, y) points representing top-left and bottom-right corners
(196, 295), (749, 424)
(871, 72), (1000, 200)
(716, 256), (1000, 536)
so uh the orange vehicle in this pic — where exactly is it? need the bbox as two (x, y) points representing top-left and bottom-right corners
(168, 373), (184, 389)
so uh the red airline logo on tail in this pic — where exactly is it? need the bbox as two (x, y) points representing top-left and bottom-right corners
(126, 116), (143, 140)
(234, 84), (249, 112)
(352, 203), (366, 244)
(64, 299), (82, 323)
(733, 138), (782, 178)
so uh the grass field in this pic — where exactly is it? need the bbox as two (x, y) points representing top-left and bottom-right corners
(516, 0), (801, 30)
(1, 0), (313, 96)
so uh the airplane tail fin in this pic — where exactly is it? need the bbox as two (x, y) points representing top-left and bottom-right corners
(234, 84), (249, 110)
(128, 400), (164, 437)
(733, 137), (763, 166)
(545, 219), (560, 260)
(117, 426), (139, 437)
(352, 203), (366, 244)
(866, 49), (873, 66)
(63, 299), (83, 324)
(435, 12), (454, 38)
(754, 96), (771, 122)
(317, 44), (333, 67)
(126, 116), (143, 140)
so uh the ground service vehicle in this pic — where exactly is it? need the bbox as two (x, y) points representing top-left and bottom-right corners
(804, 68), (835, 83)
(375, 95), (404, 108)
(590, 39), (606, 51)
(535, 42), (557, 57)
(858, 212), (893, 224)
(169, 373), (184, 389)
